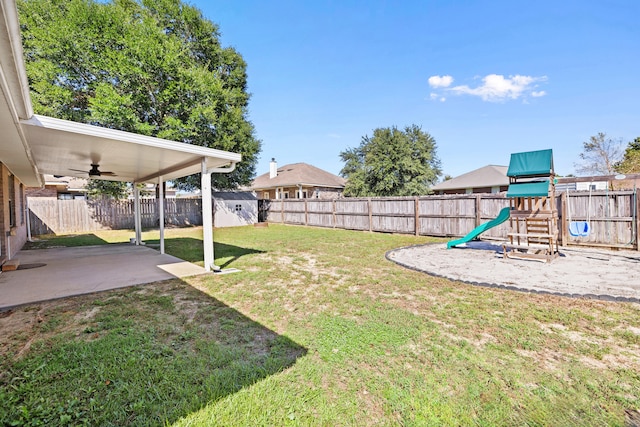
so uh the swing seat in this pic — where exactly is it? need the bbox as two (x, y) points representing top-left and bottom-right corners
(569, 221), (590, 237)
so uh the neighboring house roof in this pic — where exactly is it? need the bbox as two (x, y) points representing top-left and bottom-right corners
(431, 165), (509, 191)
(251, 162), (346, 190)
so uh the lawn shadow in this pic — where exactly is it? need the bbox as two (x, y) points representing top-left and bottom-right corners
(22, 233), (110, 249)
(145, 237), (265, 269)
(214, 241), (265, 269)
(0, 279), (306, 425)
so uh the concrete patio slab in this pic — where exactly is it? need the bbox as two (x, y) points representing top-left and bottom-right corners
(0, 244), (208, 309)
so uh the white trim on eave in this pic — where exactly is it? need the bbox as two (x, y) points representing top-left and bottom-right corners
(23, 115), (243, 162)
(0, 0), (41, 185)
(1, 0), (32, 119)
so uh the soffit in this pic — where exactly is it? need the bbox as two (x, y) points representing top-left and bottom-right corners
(21, 115), (242, 183)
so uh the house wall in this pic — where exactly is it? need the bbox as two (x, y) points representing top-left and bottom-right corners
(437, 186), (508, 195)
(0, 164), (28, 260)
(576, 181), (607, 191)
(258, 186), (343, 199)
(25, 185), (57, 198)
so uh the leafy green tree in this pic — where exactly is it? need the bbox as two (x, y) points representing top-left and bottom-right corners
(616, 137), (640, 174)
(86, 179), (128, 199)
(339, 125), (441, 197)
(574, 132), (623, 176)
(18, 0), (260, 191)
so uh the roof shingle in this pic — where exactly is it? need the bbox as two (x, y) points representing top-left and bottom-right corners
(431, 165), (508, 191)
(251, 162), (345, 189)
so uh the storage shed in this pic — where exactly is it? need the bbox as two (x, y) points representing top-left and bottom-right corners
(213, 191), (258, 227)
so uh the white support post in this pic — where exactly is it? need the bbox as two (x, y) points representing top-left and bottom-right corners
(201, 158), (217, 272)
(26, 197), (32, 242)
(158, 177), (165, 254)
(134, 184), (142, 245)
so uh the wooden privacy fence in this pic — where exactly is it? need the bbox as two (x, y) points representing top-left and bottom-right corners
(262, 191), (640, 250)
(28, 192), (640, 250)
(28, 198), (202, 235)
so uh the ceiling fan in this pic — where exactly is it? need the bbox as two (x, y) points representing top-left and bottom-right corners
(69, 164), (117, 177)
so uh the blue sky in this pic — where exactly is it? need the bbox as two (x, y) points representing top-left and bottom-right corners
(193, 0), (639, 179)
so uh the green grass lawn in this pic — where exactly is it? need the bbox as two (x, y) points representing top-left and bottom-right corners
(3, 224), (640, 426)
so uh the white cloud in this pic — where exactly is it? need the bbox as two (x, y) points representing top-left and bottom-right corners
(428, 75), (454, 88)
(448, 74), (548, 102)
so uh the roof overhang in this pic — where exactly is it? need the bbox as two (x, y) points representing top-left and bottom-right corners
(0, 0), (39, 185)
(21, 115), (242, 183)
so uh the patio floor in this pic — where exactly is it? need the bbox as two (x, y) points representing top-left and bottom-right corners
(0, 244), (208, 309)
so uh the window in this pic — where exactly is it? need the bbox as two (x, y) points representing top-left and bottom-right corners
(263, 192), (270, 200)
(235, 204), (242, 211)
(8, 174), (15, 227)
(282, 191), (289, 199)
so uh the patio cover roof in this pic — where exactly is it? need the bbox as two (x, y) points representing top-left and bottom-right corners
(20, 115), (241, 184)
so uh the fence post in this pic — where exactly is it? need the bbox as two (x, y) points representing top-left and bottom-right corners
(414, 196), (419, 236)
(281, 199), (284, 224)
(560, 191), (568, 246)
(305, 198), (308, 226)
(475, 195), (481, 227)
(368, 198), (372, 232)
(332, 199), (336, 228)
(636, 190), (640, 251)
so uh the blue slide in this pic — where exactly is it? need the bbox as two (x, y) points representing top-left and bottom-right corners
(446, 207), (511, 249)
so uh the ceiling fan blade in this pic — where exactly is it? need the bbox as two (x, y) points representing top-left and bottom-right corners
(68, 164), (117, 177)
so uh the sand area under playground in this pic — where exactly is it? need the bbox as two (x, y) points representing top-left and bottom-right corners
(386, 241), (640, 302)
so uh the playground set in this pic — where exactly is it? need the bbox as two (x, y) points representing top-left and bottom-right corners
(447, 149), (560, 262)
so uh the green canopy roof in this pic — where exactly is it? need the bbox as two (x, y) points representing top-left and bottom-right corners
(506, 181), (550, 198)
(507, 149), (554, 177)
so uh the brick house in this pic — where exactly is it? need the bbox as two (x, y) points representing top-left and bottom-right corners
(251, 159), (346, 199)
(431, 165), (509, 195)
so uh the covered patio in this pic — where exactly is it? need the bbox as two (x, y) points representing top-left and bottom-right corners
(0, 244), (207, 309)
(20, 114), (242, 272)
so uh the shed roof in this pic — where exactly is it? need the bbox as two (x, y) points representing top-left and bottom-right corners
(431, 165), (508, 191)
(251, 162), (345, 190)
(213, 191), (257, 201)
